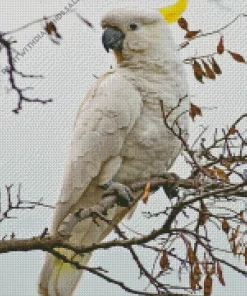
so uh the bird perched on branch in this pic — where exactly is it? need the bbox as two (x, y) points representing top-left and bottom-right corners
(39, 3), (189, 296)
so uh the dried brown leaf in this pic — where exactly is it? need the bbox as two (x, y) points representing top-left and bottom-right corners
(228, 125), (237, 135)
(160, 250), (169, 270)
(216, 262), (226, 286)
(217, 36), (224, 54)
(185, 30), (201, 39)
(199, 201), (209, 226)
(211, 57), (222, 75)
(229, 225), (240, 242)
(220, 160), (231, 170)
(192, 60), (204, 83)
(190, 271), (197, 291)
(44, 21), (61, 38)
(239, 211), (244, 220)
(189, 103), (202, 120)
(188, 244), (196, 266)
(214, 166), (229, 182)
(178, 17), (189, 31)
(204, 274), (213, 296)
(193, 260), (201, 288)
(222, 218), (230, 234)
(235, 225), (240, 237)
(245, 246), (247, 266)
(232, 240), (238, 255)
(45, 23), (53, 35)
(194, 260), (201, 278)
(202, 60), (216, 80)
(228, 51), (246, 63)
(204, 167), (217, 179)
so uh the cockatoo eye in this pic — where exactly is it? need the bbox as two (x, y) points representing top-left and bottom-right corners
(129, 23), (139, 31)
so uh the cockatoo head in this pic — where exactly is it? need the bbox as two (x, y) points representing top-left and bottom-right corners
(101, 8), (176, 63)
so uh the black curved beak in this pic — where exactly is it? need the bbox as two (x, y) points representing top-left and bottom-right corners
(102, 27), (125, 52)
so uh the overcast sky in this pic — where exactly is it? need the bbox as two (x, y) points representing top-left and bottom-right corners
(0, 0), (246, 295)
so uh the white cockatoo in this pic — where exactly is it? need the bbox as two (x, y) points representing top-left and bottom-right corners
(39, 5), (189, 296)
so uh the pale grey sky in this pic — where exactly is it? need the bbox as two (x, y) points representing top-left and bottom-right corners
(0, 0), (246, 295)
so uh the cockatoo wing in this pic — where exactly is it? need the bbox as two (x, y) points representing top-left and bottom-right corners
(51, 72), (142, 231)
(38, 72), (142, 296)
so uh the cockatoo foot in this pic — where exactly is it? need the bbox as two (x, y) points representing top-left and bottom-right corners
(101, 181), (134, 207)
(158, 172), (180, 199)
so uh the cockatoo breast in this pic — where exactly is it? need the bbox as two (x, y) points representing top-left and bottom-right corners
(114, 58), (189, 183)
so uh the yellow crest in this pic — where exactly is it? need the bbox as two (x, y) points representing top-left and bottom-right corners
(158, 0), (188, 24)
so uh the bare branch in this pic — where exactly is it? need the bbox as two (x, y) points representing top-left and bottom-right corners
(0, 33), (53, 113)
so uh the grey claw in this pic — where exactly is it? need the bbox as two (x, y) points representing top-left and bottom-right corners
(102, 181), (134, 207)
(160, 172), (180, 199)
